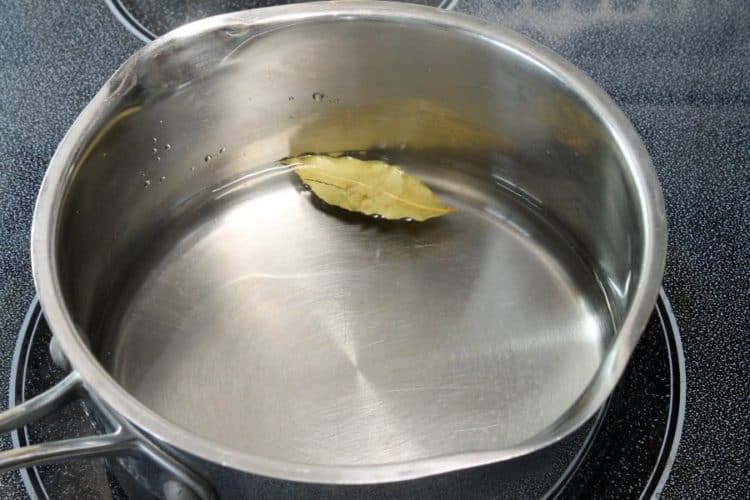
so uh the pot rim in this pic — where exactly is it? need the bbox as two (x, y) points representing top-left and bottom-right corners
(31, 1), (666, 483)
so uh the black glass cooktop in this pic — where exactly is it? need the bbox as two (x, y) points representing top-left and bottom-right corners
(1, 0), (748, 498)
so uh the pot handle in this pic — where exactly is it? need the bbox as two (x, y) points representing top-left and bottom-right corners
(0, 371), (216, 500)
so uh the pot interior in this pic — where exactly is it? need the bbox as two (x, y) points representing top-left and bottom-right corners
(53, 13), (647, 466)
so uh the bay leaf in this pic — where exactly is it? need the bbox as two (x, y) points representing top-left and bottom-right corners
(283, 154), (456, 221)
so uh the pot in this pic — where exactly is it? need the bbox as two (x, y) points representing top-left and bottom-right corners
(0, 2), (665, 498)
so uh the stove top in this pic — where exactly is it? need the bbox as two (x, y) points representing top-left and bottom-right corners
(1, 0), (748, 498)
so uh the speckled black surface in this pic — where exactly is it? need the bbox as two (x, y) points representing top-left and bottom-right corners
(0, 1), (141, 497)
(0, 0), (748, 498)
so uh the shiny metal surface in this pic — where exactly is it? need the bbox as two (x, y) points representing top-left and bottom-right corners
(29, 2), (666, 483)
(105, 158), (610, 464)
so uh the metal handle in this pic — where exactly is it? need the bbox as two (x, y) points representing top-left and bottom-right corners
(0, 372), (134, 471)
(0, 370), (216, 499)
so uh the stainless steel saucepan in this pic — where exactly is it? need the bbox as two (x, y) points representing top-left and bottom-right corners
(0, 2), (665, 497)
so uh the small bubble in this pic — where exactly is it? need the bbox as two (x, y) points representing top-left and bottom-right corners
(159, 120), (163, 124)
(144, 180), (151, 187)
(288, 96), (294, 101)
(152, 137), (158, 143)
(312, 92), (324, 102)
(190, 166), (196, 171)
(160, 175), (166, 182)
(164, 144), (171, 150)
(152, 148), (158, 153)
(140, 171), (145, 177)
(219, 147), (226, 155)
(404, 217), (414, 223)
(372, 214), (381, 219)
(204, 154), (212, 162)
(156, 156), (161, 161)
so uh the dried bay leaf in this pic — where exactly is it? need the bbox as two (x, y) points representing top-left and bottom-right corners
(283, 154), (456, 221)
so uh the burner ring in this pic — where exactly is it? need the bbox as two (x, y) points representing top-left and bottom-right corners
(8, 291), (685, 498)
(106, 0), (458, 42)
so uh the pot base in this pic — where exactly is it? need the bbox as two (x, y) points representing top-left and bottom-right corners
(97, 155), (612, 466)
